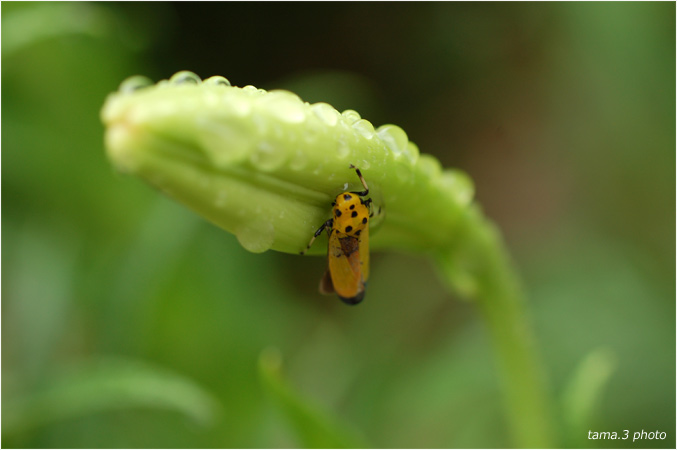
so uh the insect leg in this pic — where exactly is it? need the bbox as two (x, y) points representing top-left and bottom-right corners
(300, 218), (333, 255)
(349, 164), (369, 197)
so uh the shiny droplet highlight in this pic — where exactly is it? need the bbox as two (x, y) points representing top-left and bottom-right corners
(312, 103), (340, 126)
(341, 109), (361, 124)
(260, 91), (306, 124)
(203, 76), (232, 87)
(169, 71), (202, 85)
(236, 220), (275, 253)
(352, 119), (375, 139)
(377, 124), (409, 156)
(250, 141), (286, 171)
(118, 75), (153, 94)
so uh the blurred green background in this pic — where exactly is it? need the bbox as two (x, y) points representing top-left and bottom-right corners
(2, 2), (674, 448)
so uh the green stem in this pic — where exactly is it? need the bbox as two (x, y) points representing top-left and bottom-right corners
(438, 206), (556, 448)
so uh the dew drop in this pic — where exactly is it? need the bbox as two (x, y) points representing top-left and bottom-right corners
(352, 119), (375, 139)
(358, 159), (371, 170)
(118, 75), (153, 94)
(261, 91), (306, 124)
(401, 141), (420, 165)
(197, 119), (253, 167)
(236, 220), (275, 253)
(341, 109), (361, 124)
(417, 154), (442, 180)
(303, 120), (322, 145)
(311, 103), (339, 126)
(203, 76), (231, 87)
(438, 170), (475, 206)
(169, 71), (201, 85)
(250, 141), (287, 171)
(289, 148), (308, 171)
(336, 139), (351, 159)
(377, 125), (408, 156)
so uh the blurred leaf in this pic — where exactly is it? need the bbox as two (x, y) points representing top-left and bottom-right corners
(365, 324), (507, 448)
(561, 348), (617, 446)
(258, 348), (368, 449)
(2, 3), (114, 57)
(1, 2), (162, 57)
(3, 222), (78, 379)
(2, 358), (223, 437)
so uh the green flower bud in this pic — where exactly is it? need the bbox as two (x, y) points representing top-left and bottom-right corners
(101, 71), (473, 255)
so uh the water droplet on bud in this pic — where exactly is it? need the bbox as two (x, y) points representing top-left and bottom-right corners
(203, 76), (232, 87)
(352, 119), (375, 139)
(169, 71), (201, 85)
(417, 154), (442, 180)
(236, 220), (275, 253)
(341, 109), (361, 124)
(312, 103), (340, 126)
(118, 75), (153, 94)
(438, 170), (475, 206)
(261, 91), (306, 124)
(250, 141), (286, 171)
(377, 125), (408, 156)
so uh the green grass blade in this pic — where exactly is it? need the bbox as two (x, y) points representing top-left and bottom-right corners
(3, 358), (222, 436)
(258, 348), (368, 449)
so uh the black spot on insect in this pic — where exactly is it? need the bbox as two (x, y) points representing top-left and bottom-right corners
(345, 226), (353, 233)
(362, 217), (367, 224)
(355, 229), (362, 236)
(344, 194), (352, 201)
(335, 209), (342, 217)
(351, 211), (358, 218)
(350, 204), (355, 210)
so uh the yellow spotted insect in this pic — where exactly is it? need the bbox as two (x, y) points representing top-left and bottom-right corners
(301, 165), (372, 305)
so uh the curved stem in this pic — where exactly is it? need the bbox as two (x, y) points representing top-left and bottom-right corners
(438, 206), (556, 448)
